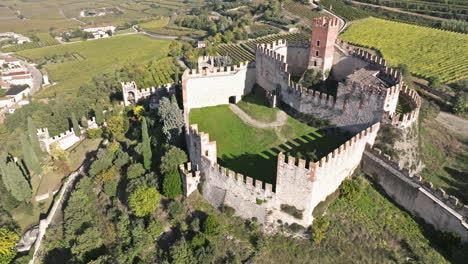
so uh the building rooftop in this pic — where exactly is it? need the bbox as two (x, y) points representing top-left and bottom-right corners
(2, 71), (28, 77)
(346, 67), (390, 89)
(5, 85), (29, 96)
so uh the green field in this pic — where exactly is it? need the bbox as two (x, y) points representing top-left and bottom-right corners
(340, 18), (468, 83)
(189, 95), (343, 183)
(283, 0), (323, 22)
(139, 17), (170, 31)
(16, 34), (172, 100)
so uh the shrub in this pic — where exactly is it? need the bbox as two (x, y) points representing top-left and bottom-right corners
(87, 128), (103, 139)
(190, 233), (207, 248)
(128, 186), (162, 217)
(148, 219), (164, 240)
(340, 178), (362, 201)
(311, 216), (330, 244)
(168, 200), (184, 219)
(288, 223), (305, 233)
(255, 198), (263, 205)
(202, 215), (221, 235)
(220, 205), (235, 217)
(107, 141), (120, 153)
(280, 204), (304, 219)
(127, 163), (146, 179)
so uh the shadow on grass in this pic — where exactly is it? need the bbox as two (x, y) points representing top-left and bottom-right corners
(218, 131), (345, 185)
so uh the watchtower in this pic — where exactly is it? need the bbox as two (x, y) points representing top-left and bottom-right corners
(308, 17), (340, 75)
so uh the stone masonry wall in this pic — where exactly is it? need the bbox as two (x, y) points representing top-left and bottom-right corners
(362, 148), (468, 242)
(182, 62), (256, 115)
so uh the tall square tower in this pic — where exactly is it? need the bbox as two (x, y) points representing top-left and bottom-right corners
(308, 17), (340, 75)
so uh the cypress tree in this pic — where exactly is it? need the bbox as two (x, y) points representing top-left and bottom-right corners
(174, 67), (179, 84)
(2, 162), (31, 202)
(71, 112), (81, 137)
(163, 169), (183, 198)
(95, 104), (104, 125)
(27, 117), (42, 155)
(20, 134), (41, 175)
(142, 117), (152, 170)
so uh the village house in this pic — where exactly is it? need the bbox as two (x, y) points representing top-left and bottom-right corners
(82, 25), (116, 39)
(5, 85), (30, 102)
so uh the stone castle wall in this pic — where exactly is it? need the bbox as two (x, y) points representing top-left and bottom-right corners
(185, 121), (380, 227)
(37, 118), (98, 153)
(362, 147), (468, 241)
(182, 62), (256, 116)
(121, 81), (175, 107)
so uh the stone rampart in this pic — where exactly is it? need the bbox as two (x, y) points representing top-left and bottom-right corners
(37, 117), (98, 153)
(387, 85), (421, 128)
(121, 81), (175, 107)
(182, 62), (256, 118)
(179, 162), (201, 197)
(362, 147), (468, 241)
(275, 122), (380, 225)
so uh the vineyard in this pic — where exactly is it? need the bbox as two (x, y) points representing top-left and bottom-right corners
(283, 0), (323, 22)
(1, 33), (59, 52)
(242, 32), (309, 52)
(319, 0), (370, 21)
(340, 18), (468, 83)
(123, 57), (180, 88)
(215, 44), (255, 64)
(139, 17), (169, 31)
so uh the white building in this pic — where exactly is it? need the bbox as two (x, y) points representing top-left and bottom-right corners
(5, 86), (31, 102)
(0, 97), (14, 108)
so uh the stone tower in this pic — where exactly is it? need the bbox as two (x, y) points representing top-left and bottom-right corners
(308, 17), (340, 75)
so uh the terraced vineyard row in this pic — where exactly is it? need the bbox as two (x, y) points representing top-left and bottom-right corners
(242, 32), (309, 52)
(340, 18), (468, 83)
(283, 0), (323, 22)
(2, 40), (59, 52)
(215, 44), (255, 64)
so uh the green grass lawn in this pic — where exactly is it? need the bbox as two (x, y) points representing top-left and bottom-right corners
(251, 176), (452, 263)
(139, 17), (169, 30)
(16, 34), (172, 100)
(189, 97), (344, 183)
(420, 119), (468, 204)
(236, 94), (279, 123)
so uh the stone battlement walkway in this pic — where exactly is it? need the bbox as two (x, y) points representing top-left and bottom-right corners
(229, 104), (287, 128)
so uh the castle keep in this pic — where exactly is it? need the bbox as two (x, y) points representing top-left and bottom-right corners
(174, 16), (425, 230)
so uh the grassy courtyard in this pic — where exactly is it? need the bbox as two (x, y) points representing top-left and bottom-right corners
(189, 95), (344, 183)
(16, 34), (172, 100)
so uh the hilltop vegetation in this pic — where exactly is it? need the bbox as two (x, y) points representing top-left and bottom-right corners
(16, 34), (172, 100)
(340, 18), (468, 83)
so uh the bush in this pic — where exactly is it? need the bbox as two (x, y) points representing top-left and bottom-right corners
(107, 141), (120, 153)
(311, 216), (330, 244)
(202, 215), (221, 235)
(255, 198), (263, 205)
(128, 186), (162, 217)
(288, 223), (306, 233)
(340, 178), (362, 201)
(148, 219), (164, 240)
(168, 200), (184, 219)
(127, 163), (146, 179)
(280, 204), (303, 219)
(220, 205), (236, 217)
(87, 128), (103, 139)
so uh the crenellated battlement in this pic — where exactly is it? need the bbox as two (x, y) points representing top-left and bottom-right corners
(256, 43), (288, 71)
(313, 16), (340, 28)
(352, 48), (387, 67)
(188, 124), (217, 164)
(185, 61), (250, 78)
(366, 146), (468, 219)
(179, 162), (201, 196)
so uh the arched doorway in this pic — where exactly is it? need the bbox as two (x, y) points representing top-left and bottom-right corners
(229, 96), (236, 104)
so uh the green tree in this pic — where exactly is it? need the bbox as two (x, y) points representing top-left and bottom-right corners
(127, 163), (146, 179)
(71, 112), (81, 137)
(1, 162), (31, 202)
(301, 68), (323, 88)
(20, 134), (41, 175)
(157, 97), (184, 144)
(27, 117), (42, 155)
(106, 116), (128, 140)
(202, 215), (221, 235)
(0, 227), (19, 264)
(311, 216), (330, 244)
(163, 169), (183, 198)
(160, 146), (188, 175)
(428, 75), (441, 89)
(454, 92), (468, 115)
(94, 104), (104, 125)
(340, 178), (362, 201)
(141, 117), (152, 170)
(169, 238), (196, 264)
(128, 186), (161, 217)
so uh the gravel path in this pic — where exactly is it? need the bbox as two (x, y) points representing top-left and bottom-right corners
(229, 104), (287, 128)
(435, 112), (468, 137)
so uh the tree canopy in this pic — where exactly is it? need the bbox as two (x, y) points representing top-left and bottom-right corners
(128, 186), (161, 217)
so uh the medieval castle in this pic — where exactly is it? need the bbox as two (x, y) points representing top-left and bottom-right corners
(120, 17), (467, 239)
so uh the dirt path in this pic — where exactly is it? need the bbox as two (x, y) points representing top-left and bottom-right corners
(348, 0), (447, 21)
(229, 104), (287, 128)
(435, 112), (468, 137)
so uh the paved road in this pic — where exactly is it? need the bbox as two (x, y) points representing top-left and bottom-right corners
(435, 112), (468, 137)
(229, 104), (287, 128)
